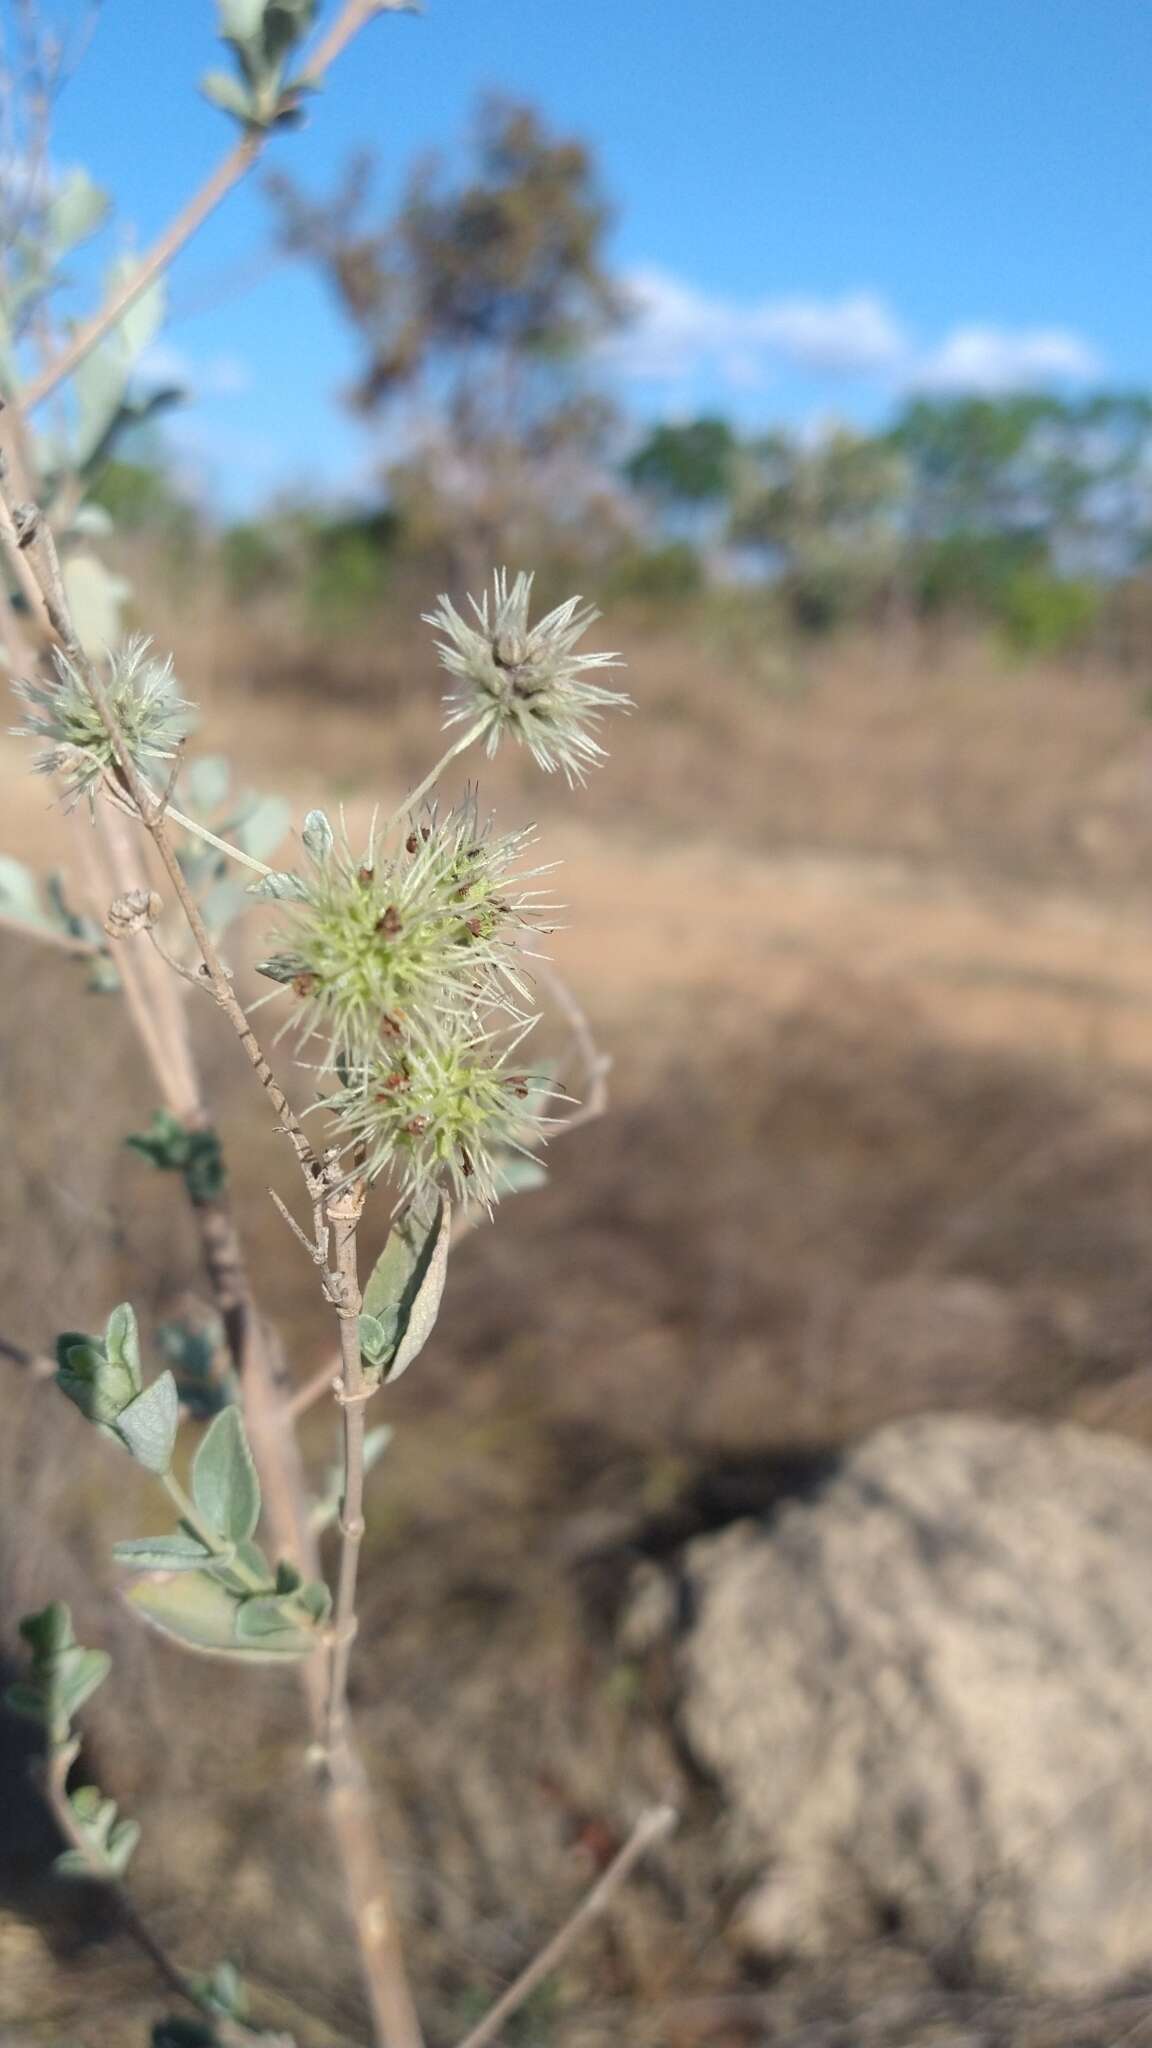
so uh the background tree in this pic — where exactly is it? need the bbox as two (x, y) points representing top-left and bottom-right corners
(729, 424), (905, 630)
(270, 95), (628, 580)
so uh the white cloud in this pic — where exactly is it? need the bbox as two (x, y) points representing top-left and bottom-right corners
(611, 264), (1101, 399)
(613, 266), (907, 386)
(138, 340), (252, 398)
(911, 324), (1101, 393)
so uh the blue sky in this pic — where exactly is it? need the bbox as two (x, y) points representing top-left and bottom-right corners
(41, 0), (1152, 510)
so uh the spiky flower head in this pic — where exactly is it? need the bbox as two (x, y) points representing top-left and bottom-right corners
(12, 635), (195, 803)
(424, 569), (630, 785)
(256, 795), (555, 1071)
(321, 1018), (557, 1210)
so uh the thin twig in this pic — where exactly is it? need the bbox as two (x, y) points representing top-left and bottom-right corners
(43, 1741), (265, 2048)
(287, 1353), (342, 1420)
(21, 0), (411, 414)
(0, 905), (99, 956)
(0, 1331), (54, 1377)
(4, 466), (423, 2048)
(534, 959), (611, 1134)
(453, 1805), (678, 2048)
(324, 1176), (369, 1760)
(314, 1174), (425, 2048)
(37, 617), (319, 1177)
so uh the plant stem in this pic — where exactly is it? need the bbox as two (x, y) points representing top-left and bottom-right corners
(317, 1180), (424, 2048)
(324, 1181), (368, 1757)
(164, 803), (276, 879)
(453, 1806), (678, 2048)
(161, 1471), (271, 1593)
(21, 0), (410, 413)
(385, 727), (480, 828)
(43, 1740), (264, 2048)
(0, 906), (99, 956)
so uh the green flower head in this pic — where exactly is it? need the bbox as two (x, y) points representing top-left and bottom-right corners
(12, 635), (195, 803)
(424, 569), (630, 785)
(322, 1017), (558, 1210)
(256, 795), (556, 1071)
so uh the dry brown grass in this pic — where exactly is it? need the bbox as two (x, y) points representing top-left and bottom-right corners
(7, 597), (1152, 2044)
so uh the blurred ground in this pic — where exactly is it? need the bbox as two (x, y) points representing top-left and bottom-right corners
(7, 611), (1152, 2044)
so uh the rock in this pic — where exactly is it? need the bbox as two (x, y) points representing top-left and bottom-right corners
(662, 1413), (1152, 1996)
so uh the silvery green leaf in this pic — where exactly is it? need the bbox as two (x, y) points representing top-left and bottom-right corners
(218, 0), (267, 38)
(67, 502), (115, 539)
(48, 169), (110, 254)
(62, 552), (131, 655)
(71, 264), (166, 470)
(181, 755), (231, 815)
(256, 951), (304, 983)
(296, 1578), (332, 1625)
(200, 69), (256, 121)
(127, 1572), (293, 1660)
(192, 1406), (260, 1542)
(260, 0), (318, 69)
(113, 1533), (220, 1572)
(302, 809), (333, 862)
(53, 1847), (99, 1879)
(57, 1338), (138, 1428)
(114, 1372), (179, 1475)
(358, 1313), (387, 1363)
(104, 1304), (142, 1391)
(199, 878), (251, 936)
(0, 855), (49, 930)
(157, 1317), (230, 1420)
(236, 793), (291, 862)
(362, 1194), (450, 1385)
(103, 1816), (141, 1877)
(249, 869), (307, 901)
(4, 1682), (44, 1721)
(55, 1647), (112, 1722)
(232, 1593), (317, 1652)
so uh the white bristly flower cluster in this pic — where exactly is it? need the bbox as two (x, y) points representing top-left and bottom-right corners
(424, 568), (630, 785)
(12, 636), (195, 804)
(258, 792), (561, 1208)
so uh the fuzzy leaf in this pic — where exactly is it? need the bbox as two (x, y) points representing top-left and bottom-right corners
(256, 951), (305, 983)
(113, 1534), (220, 1572)
(126, 1572), (270, 1659)
(116, 1372), (179, 1474)
(104, 1815), (141, 1876)
(0, 855), (50, 931)
(191, 1406), (260, 1542)
(218, 0), (268, 38)
(156, 1318), (230, 1420)
(362, 1194), (450, 1385)
(9, 1610), (111, 1738)
(302, 808), (333, 862)
(4, 1681), (44, 1721)
(232, 1594), (317, 1652)
(104, 1304), (143, 1390)
(62, 552), (131, 654)
(199, 69), (256, 121)
(235, 793), (291, 862)
(249, 869), (307, 901)
(57, 1337), (138, 1428)
(358, 1312), (387, 1363)
(296, 1578), (332, 1626)
(56, 1648), (111, 1722)
(181, 755), (231, 814)
(48, 169), (110, 254)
